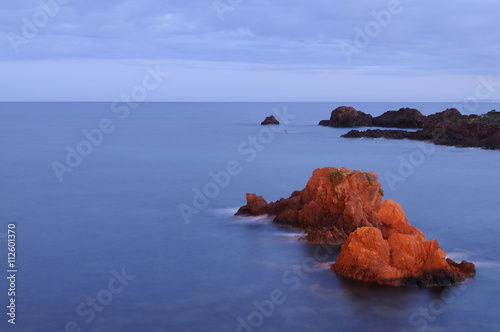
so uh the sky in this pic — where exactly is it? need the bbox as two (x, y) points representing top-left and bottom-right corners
(1, 0), (500, 102)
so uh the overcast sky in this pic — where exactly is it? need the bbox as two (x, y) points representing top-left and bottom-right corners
(1, 0), (500, 101)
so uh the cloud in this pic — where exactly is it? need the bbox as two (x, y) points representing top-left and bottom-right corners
(1, 58), (492, 102)
(1, 0), (499, 101)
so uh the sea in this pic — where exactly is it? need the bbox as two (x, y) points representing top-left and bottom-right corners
(0, 102), (499, 332)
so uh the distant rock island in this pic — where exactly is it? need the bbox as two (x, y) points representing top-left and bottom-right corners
(236, 167), (475, 287)
(261, 115), (280, 125)
(319, 107), (500, 149)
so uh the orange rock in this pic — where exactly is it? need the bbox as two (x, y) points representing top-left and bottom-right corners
(378, 200), (408, 228)
(236, 167), (384, 243)
(333, 225), (470, 287)
(235, 167), (475, 287)
(333, 227), (404, 285)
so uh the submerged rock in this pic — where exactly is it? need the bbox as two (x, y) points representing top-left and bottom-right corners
(235, 167), (475, 287)
(261, 115), (280, 125)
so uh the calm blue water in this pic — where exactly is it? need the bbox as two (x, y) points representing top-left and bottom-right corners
(0, 102), (499, 332)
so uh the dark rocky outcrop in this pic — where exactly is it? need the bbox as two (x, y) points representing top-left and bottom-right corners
(409, 113), (500, 149)
(340, 108), (500, 150)
(319, 106), (373, 127)
(373, 108), (426, 128)
(261, 115), (280, 125)
(470, 110), (500, 126)
(425, 108), (464, 125)
(319, 106), (425, 129)
(235, 167), (475, 287)
(343, 129), (411, 140)
(446, 258), (476, 277)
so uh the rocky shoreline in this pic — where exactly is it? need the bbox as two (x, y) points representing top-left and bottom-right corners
(236, 167), (475, 287)
(319, 106), (500, 150)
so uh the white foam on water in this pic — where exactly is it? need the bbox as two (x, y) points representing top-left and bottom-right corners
(446, 250), (500, 268)
(446, 250), (472, 261)
(272, 231), (305, 242)
(306, 261), (335, 272)
(231, 214), (273, 224)
(209, 207), (239, 216)
(472, 261), (500, 268)
(273, 231), (305, 238)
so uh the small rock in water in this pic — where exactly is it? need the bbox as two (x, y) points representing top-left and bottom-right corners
(261, 115), (280, 125)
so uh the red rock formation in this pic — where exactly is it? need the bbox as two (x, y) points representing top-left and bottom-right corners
(333, 200), (471, 287)
(236, 167), (475, 287)
(236, 167), (384, 243)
